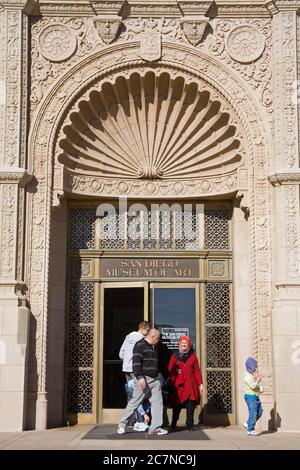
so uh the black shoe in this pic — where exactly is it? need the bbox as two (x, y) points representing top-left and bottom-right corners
(187, 426), (193, 431)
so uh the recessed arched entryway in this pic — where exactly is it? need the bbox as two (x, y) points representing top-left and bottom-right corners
(27, 42), (272, 430)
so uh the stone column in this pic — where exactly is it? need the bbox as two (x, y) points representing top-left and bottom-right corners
(0, 0), (35, 431)
(268, 0), (300, 431)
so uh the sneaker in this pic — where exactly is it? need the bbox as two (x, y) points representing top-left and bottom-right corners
(247, 430), (260, 436)
(148, 428), (168, 436)
(117, 426), (125, 435)
(133, 422), (149, 432)
(242, 422), (248, 430)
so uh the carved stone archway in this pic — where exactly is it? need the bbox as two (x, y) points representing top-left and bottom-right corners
(27, 41), (273, 428)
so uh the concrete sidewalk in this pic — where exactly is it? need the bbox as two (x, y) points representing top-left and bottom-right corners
(0, 425), (299, 450)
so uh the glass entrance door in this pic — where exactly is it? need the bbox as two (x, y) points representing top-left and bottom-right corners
(151, 283), (200, 424)
(100, 282), (148, 422)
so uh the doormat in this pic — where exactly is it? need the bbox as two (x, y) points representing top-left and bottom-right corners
(82, 425), (210, 440)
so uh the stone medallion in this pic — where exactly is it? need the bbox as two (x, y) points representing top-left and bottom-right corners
(226, 25), (265, 64)
(38, 24), (77, 62)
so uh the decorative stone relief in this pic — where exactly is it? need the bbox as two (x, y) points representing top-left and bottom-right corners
(226, 25), (266, 64)
(273, 10), (299, 168)
(0, 184), (17, 279)
(30, 15), (273, 118)
(180, 19), (209, 46)
(208, 260), (227, 278)
(30, 16), (101, 111)
(285, 185), (300, 279)
(38, 23), (77, 62)
(205, 18), (273, 114)
(70, 258), (92, 278)
(140, 31), (161, 61)
(0, 12), (6, 165)
(66, 173), (239, 198)
(0, 5), (30, 297)
(120, 17), (183, 41)
(93, 18), (122, 44)
(4, 10), (22, 166)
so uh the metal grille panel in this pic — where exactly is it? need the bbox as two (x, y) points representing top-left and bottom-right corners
(69, 283), (94, 323)
(128, 211), (142, 249)
(143, 210), (158, 249)
(99, 210), (125, 249)
(67, 370), (93, 414)
(205, 210), (230, 249)
(70, 208), (96, 249)
(159, 210), (173, 249)
(67, 282), (94, 415)
(207, 371), (232, 414)
(206, 326), (231, 368)
(206, 283), (230, 324)
(205, 282), (232, 415)
(68, 326), (94, 368)
(175, 209), (199, 250)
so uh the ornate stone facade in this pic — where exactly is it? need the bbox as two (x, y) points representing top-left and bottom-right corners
(0, 0), (300, 432)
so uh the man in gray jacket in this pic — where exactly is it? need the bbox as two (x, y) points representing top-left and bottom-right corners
(119, 321), (151, 383)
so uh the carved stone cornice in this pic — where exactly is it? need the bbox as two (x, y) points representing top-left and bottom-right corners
(89, 0), (125, 16)
(265, 0), (300, 15)
(0, 0), (37, 13)
(268, 170), (300, 186)
(215, 1), (271, 17)
(178, 1), (213, 17)
(0, 167), (33, 186)
(34, 1), (94, 16)
(0, 280), (28, 300)
(125, 0), (181, 18)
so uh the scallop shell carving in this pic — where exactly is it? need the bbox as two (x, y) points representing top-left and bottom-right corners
(59, 71), (242, 179)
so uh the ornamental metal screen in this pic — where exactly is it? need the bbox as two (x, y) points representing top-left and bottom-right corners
(66, 282), (94, 414)
(205, 282), (232, 414)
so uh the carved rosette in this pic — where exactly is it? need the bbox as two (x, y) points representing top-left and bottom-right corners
(226, 25), (266, 64)
(93, 18), (122, 44)
(38, 24), (77, 62)
(180, 19), (209, 46)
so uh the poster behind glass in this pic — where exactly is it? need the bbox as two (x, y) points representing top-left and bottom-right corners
(153, 288), (196, 372)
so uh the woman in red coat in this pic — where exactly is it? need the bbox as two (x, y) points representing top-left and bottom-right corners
(168, 335), (204, 431)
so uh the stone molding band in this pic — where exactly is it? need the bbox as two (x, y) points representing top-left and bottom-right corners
(268, 170), (300, 186)
(0, 167), (33, 187)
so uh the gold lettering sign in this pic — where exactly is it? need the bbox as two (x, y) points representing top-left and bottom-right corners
(100, 258), (199, 279)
